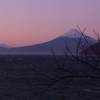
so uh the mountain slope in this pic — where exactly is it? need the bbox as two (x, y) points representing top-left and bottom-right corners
(80, 41), (100, 56)
(0, 44), (10, 48)
(0, 29), (98, 54)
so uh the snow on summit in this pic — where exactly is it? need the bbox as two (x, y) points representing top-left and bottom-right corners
(60, 29), (97, 41)
(61, 29), (83, 38)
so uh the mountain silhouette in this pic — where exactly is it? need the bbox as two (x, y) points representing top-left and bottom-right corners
(0, 29), (97, 54)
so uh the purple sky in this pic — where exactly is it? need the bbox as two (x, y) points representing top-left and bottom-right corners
(0, 0), (100, 47)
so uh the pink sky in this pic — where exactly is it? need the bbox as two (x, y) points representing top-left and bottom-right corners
(0, 0), (100, 47)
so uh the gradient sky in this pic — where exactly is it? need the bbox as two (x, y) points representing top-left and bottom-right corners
(0, 0), (100, 47)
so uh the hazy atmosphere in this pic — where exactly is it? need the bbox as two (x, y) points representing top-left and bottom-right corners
(0, 1), (100, 100)
(0, 0), (100, 47)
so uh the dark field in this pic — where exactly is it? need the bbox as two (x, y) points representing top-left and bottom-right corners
(0, 54), (100, 100)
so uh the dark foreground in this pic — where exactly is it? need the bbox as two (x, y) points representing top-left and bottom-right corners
(0, 54), (100, 100)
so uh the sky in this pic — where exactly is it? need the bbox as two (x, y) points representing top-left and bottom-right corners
(0, 0), (100, 47)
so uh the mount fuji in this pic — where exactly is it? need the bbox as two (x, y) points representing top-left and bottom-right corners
(0, 29), (98, 54)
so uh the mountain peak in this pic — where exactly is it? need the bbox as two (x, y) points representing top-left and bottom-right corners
(60, 29), (82, 38)
(59, 28), (97, 42)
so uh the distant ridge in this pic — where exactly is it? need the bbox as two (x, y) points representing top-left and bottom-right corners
(80, 41), (100, 56)
(0, 44), (10, 48)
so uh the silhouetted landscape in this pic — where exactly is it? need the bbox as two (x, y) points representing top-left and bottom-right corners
(1, 0), (100, 100)
(0, 54), (100, 100)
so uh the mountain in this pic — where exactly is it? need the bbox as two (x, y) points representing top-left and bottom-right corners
(0, 29), (98, 54)
(0, 44), (10, 53)
(0, 44), (10, 48)
(80, 41), (100, 56)
(58, 29), (97, 54)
